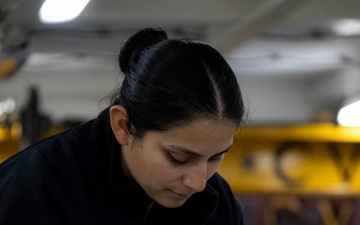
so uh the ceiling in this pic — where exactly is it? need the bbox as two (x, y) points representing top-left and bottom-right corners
(1, 0), (360, 125)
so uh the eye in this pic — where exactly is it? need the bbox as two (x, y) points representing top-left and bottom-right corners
(208, 154), (224, 163)
(167, 152), (191, 165)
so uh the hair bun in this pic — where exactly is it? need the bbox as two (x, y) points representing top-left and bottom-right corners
(119, 27), (168, 75)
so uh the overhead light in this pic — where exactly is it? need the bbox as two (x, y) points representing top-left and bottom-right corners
(0, 97), (16, 116)
(332, 19), (360, 36)
(38, 0), (90, 24)
(337, 99), (360, 127)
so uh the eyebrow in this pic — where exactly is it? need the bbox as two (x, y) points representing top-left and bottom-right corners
(167, 144), (233, 158)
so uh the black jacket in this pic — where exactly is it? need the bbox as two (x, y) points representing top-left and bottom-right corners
(0, 109), (244, 225)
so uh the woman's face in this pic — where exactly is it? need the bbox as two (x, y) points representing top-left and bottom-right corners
(121, 118), (237, 208)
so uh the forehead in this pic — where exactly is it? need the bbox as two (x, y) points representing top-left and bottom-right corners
(143, 118), (237, 154)
(171, 118), (236, 135)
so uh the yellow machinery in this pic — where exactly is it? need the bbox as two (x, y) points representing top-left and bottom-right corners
(0, 123), (21, 162)
(218, 124), (360, 195)
(216, 124), (360, 225)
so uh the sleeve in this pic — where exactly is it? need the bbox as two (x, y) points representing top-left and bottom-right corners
(207, 173), (245, 225)
(0, 141), (87, 225)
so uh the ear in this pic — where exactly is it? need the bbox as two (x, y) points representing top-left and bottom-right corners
(109, 105), (130, 145)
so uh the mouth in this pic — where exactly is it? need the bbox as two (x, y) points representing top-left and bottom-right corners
(169, 190), (193, 200)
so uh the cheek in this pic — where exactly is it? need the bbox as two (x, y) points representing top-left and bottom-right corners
(144, 158), (180, 182)
(206, 161), (223, 180)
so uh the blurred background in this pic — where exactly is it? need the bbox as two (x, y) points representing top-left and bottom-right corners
(1, 0), (360, 224)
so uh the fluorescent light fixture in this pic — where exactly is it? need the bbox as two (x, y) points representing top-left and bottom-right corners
(0, 98), (16, 115)
(332, 19), (360, 36)
(337, 99), (360, 127)
(39, 0), (90, 24)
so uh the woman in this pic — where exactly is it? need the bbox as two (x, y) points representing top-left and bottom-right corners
(0, 28), (246, 225)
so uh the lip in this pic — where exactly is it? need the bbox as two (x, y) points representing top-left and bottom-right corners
(169, 190), (193, 200)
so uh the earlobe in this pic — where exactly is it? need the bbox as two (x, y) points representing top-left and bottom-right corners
(109, 105), (130, 145)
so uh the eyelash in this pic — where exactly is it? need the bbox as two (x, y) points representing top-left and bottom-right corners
(167, 153), (189, 165)
(167, 153), (224, 165)
(209, 155), (223, 162)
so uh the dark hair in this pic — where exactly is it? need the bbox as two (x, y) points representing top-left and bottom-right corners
(111, 27), (245, 138)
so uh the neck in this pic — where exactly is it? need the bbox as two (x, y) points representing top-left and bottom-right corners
(120, 146), (133, 180)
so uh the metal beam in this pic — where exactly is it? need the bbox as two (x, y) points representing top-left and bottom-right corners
(209, 0), (311, 54)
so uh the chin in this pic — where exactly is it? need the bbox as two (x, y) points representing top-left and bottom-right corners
(157, 199), (187, 208)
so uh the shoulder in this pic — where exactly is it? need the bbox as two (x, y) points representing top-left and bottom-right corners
(0, 120), (95, 195)
(1, 120), (93, 167)
(0, 121), (95, 223)
(206, 173), (244, 225)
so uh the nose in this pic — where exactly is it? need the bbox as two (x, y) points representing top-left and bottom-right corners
(182, 163), (207, 193)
